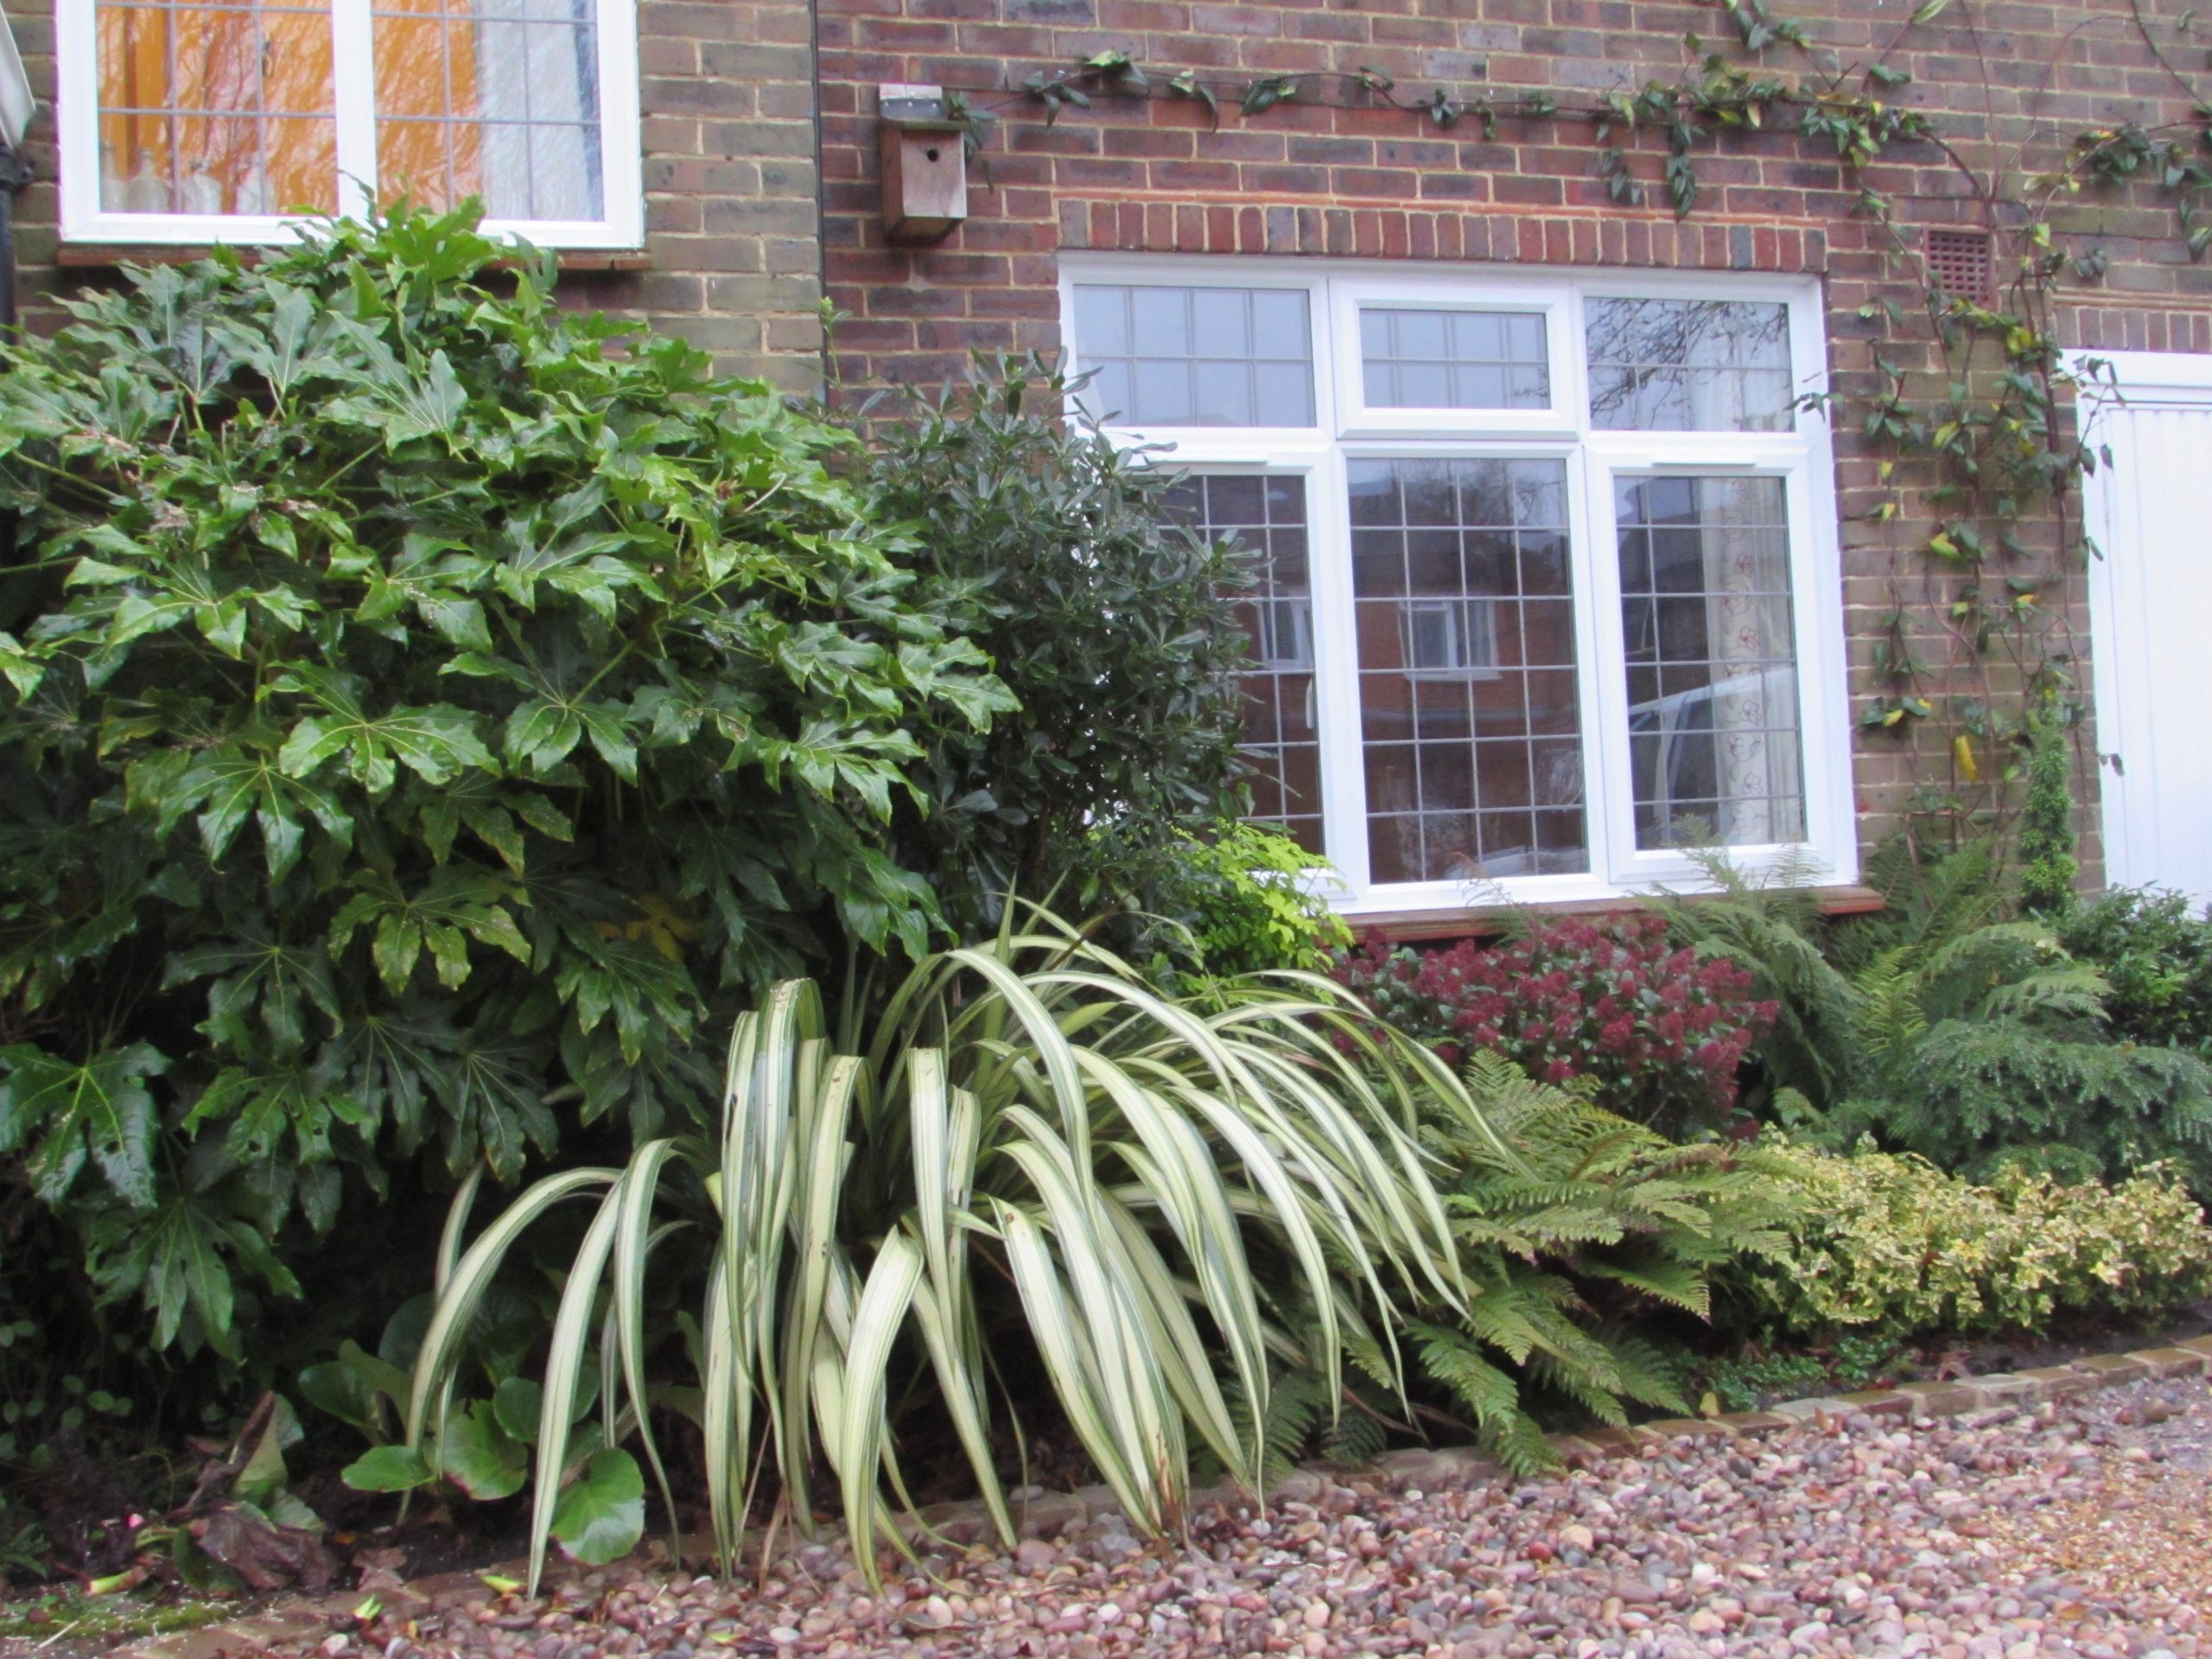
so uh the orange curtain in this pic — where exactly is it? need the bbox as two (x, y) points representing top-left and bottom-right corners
(373, 0), (485, 213)
(96, 2), (336, 215)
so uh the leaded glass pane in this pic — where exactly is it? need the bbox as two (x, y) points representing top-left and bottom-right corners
(1071, 284), (1315, 427)
(1586, 298), (1793, 431)
(1360, 307), (1549, 410)
(1348, 457), (1589, 882)
(1617, 474), (1807, 849)
(1163, 473), (1324, 853)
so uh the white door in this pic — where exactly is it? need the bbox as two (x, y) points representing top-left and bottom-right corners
(2075, 350), (2212, 906)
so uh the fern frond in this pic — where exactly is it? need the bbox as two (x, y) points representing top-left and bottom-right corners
(1317, 1398), (1390, 1466)
(1402, 1053), (1795, 1462)
(1522, 1351), (1630, 1427)
(1478, 1410), (1560, 1479)
(1593, 1330), (1694, 1413)
(1408, 1320), (1522, 1426)
(1583, 1257), (1713, 1319)
(1459, 1281), (1555, 1365)
(1979, 963), (2109, 1027)
(1637, 845), (1862, 1103)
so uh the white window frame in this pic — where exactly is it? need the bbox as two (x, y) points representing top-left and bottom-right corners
(53, 0), (643, 248)
(1060, 254), (1857, 915)
(1332, 278), (1578, 439)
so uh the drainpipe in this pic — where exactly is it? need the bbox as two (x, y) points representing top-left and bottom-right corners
(0, 146), (30, 333)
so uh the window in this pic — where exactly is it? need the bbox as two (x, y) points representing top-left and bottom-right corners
(1586, 297), (1793, 432)
(1065, 261), (1852, 912)
(1073, 284), (1314, 428)
(1163, 472), (1323, 853)
(1617, 474), (1804, 850)
(54, 0), (642, 245)
(1360, 307), (1548, 412)
(1402, 599), (1498, 677)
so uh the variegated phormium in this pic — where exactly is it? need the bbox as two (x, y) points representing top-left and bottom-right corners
(394, 916), (1505, 1590)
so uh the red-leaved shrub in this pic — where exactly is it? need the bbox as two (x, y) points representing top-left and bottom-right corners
(1333, 914), (1777, 1131)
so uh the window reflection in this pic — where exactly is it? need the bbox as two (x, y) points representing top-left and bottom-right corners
(373, 0), (605, 221)
(96, 0), (338, 214)
(1163, 473), (1324, 853)
(1586, 299), (1793, 432)
(1618, 475), (1806, 849)
(1349, 458), (1588, 881)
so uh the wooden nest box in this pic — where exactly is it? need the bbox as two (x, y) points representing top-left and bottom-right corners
(878, 84), (969, 243)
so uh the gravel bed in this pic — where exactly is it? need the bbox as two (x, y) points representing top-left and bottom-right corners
(291, 1376), (2212, 1659)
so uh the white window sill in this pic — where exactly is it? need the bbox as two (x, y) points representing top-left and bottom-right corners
(54, 241), (651, 271)
(1339, 883), (1885, 944)
(58, 210), (645, 257)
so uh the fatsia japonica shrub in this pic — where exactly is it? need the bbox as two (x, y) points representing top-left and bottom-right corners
(0, 207), (1012, 1362)
(1334, 915), (1777, 1135)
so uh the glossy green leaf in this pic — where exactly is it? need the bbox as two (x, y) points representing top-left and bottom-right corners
(493, 1376), (543, 1445)
(548, 1448), (644, 1567)
(299, 1357), (382, 1434)
(440, 1401), (528, 1501)
(0, 1044), (168, 1208)
(341, 1444), (434, 1492)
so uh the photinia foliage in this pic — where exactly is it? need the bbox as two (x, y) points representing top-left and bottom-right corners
(864, 359), (1251, 937)
(1334, 914), (1777, 1132)
(0, 207), (1013, 1360)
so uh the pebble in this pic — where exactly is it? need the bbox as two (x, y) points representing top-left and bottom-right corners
(253, 1376), (2212, 1659)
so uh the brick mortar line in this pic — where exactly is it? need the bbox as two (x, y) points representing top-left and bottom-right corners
(110, 1333), (2212, 1659)
(1032, 189), (1845, 230)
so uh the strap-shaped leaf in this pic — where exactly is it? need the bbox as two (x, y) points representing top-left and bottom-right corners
(525, 1179), (625, 1592)
(392, 935), (1497, 1586)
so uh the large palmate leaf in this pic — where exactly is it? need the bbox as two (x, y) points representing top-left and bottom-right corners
(275, 665), (497, 796)
(134, 736), (358, 880)
(356, 534), (495, 651)
(0, 1043), (168, 1206)
(86, 1189), (302, 1359)
(330, 867), (532, 994)
(167, 933), (343, 1054)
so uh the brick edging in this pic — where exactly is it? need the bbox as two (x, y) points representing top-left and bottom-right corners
(1525, 1334), (2212, 1471)
(109, 1333), (2212, 1659)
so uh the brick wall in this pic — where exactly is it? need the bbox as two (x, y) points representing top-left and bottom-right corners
(816, 0), (2212, 881)
(0, 0), (828, 390)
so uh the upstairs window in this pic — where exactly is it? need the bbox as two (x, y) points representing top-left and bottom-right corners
(55, 0), (642, 245)
(1065, 262), (1852, 912)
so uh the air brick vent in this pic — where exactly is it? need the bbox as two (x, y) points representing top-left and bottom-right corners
(1927, 229), (1994, 301)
